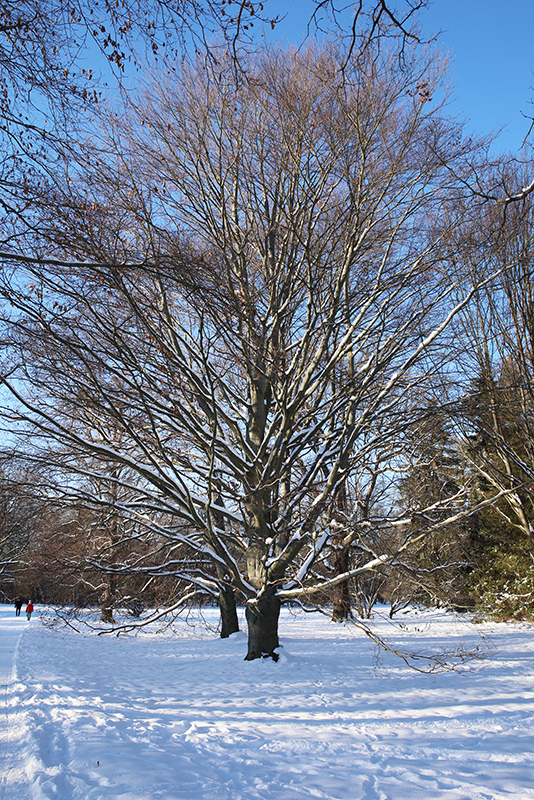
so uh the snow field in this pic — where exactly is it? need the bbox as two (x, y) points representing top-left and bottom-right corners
(1, 605), (534, 800)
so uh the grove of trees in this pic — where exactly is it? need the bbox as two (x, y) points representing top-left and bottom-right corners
(1, 1), (534, 659)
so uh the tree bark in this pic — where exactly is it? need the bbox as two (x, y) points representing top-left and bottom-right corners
(244, 590), (281, 661)
(245, 541), (265, 589)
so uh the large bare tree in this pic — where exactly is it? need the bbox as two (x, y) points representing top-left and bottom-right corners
(0, 42), (504, 658)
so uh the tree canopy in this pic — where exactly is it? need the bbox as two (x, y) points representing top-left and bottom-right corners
(1, 4), (534, 657)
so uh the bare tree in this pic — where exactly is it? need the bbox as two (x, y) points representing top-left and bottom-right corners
(0, 42), (503, 658)
(0, 462), (46, 599)
(448, 194), (534, 538)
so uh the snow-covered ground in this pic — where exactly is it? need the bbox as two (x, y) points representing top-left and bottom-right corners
(1, 604), (534, 800)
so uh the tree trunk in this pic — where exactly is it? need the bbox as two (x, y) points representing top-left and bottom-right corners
(218, 583), (239, 638)
(331, 543), (352, 621)
(213, 501), (240, 638)
(100, 573), (116, 623)
(245, 590), (281, 661)
(99, 484), (120, 624)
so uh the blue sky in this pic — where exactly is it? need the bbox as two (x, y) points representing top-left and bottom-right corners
(421, 0), (534, 153)
(263, 0), (534, 155)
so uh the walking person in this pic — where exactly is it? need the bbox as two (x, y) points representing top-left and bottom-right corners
(14, 597), (23, 616)
(26, 600), (34, 621)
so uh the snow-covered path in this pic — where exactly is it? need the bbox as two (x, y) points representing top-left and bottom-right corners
(0, 609), (31, 800)
(1, 604), (534, 799)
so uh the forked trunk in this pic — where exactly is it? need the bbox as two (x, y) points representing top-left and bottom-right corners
(245, 590), (281, 661)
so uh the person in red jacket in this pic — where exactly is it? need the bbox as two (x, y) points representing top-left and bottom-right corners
(26, 600), (34, 621)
